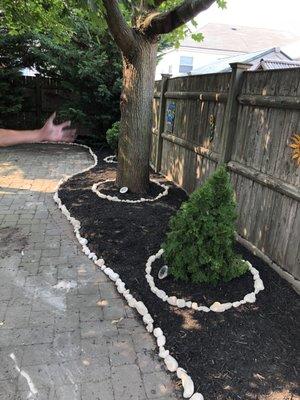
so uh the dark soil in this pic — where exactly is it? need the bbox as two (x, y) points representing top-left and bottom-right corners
(60, 148), (299, 400)
(98, 180), (164, 201)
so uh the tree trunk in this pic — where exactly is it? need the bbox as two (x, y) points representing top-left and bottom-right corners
(116, 36), (158, 194)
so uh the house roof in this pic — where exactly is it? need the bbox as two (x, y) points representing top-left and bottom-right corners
(258, 59), (300, 70)
(191, 48), (296, 75)
(180, 23), (300, 54)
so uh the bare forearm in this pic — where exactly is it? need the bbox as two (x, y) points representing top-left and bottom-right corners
(0, 128), (43, 147)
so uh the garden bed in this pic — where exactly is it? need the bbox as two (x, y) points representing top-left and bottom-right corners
(59, 148), (299, 400)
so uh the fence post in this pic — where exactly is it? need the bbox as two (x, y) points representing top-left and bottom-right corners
(219, 62), (251, 165)
(155, 73), (171, 173)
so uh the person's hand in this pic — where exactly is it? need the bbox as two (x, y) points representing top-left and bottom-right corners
(40, 112), (77, 143)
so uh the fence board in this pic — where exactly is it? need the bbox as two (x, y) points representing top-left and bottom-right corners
(152, 68), (300, 279)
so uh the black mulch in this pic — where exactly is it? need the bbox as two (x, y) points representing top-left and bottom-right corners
(59, 148), (299, 400)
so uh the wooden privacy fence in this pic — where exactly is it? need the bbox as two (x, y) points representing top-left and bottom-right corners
(6, 76), (71, 130)
(151, 64), (300, 281)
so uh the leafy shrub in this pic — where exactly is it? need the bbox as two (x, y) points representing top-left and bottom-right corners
(106, 121), (120, 153)
(0, 68), (24, 128)
(0, 18), (122, 143)
(163, 166), (247, 285)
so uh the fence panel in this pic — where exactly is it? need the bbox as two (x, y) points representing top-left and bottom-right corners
(152, 67), (300, 280)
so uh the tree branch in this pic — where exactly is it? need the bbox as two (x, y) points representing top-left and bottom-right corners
(145, 0), (217, 35)
(102, 0), (136, 55)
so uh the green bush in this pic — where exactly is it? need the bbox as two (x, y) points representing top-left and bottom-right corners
(106, 121), (120, 153)
(163, 166), (247, 285)
(0, 18), (122, 142)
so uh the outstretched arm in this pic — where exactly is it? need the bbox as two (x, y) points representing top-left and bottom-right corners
(0, 112), (76, 147)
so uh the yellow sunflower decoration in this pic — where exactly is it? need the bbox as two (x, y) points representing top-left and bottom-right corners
(289, 134), (300, 166)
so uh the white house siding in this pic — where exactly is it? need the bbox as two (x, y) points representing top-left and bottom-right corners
(155, 47), (242, 79)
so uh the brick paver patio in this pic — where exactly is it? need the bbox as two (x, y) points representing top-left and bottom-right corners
(0, 144), (179, 400)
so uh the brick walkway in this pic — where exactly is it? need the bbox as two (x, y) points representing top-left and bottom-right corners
(0, 144), (179, 400)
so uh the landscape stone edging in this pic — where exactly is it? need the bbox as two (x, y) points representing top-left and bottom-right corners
(145, 248), (264, 312)
(92, 178), (169, 204)
(52, 143), (202, 399)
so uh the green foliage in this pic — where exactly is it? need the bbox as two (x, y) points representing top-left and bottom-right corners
(0, 1), (227, 56)
(0, 68), (24, 127)
(106, 121), (120, 152)
(163, 166), (247, 285)
(0, 16), (122, 143)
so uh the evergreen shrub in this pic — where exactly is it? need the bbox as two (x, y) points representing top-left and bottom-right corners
(163, 166), (248, 285)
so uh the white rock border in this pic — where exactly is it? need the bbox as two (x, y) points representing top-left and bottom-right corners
(50, 142), (203, 399)
(92, 178), (169, 204)
(145, 249), (264, 313)
(103, 155), (117, 163)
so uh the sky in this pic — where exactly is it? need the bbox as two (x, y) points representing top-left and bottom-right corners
(195, 0), (300, 57)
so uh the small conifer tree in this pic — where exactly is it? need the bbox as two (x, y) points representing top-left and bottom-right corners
(163, 166), (247, 285)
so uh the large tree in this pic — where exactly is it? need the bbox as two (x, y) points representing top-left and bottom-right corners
(102, 0), (223, 193)
(0, 0), (225, 192)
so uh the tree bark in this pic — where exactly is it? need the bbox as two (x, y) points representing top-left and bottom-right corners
(116, 35), (158, 194)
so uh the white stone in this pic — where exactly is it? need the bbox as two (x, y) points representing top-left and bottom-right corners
(177, 299), (186, 308)
(148, 255), (156, 263)
(153, 328), (163, 337)
(151, 286), (159, 294)
(167, 296), (177, 306)
(136, 301), (148, 316)
(164, 355), (178, 372)
(124, 293), (132, 301)
(110, 273), (119, 282)
(143, 314), (154, 325)
(233, 301), (241, 308)
(95, 258), (105, 267)
(176, 367), (187, 379)
(254, 279), (264, 293)
(190, 394), (204, 400)
(88, 252), (96, 259)
(117, 285), (126, 294)
(186, 301), (192, 308)
(210, 302), (226, 312)
(198, 306), (210, 313)
(156, 290), (167, 300)
(145, 266), (151, 274)
(145, 274), (153, 283)
(104, 268), (114, 277)
(149, 281), (156, 289)
(83, 248), (91, 256)
(128, 298), (137, 308)
(182, 374), (194, 398)
(157, 335), (166, 347)
(146, 323), (153, 333)
(244, 292), (256, 303)
(223, 303), (233, 310)
(157, 248), (164, 257)
(192, 302), (199, 310)
(158, 347), (169, 359)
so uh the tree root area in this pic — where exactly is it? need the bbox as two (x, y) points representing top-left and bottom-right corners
(59, 149), (299, 400)
(97, 179), (163, 201)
